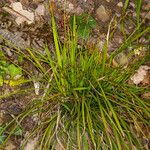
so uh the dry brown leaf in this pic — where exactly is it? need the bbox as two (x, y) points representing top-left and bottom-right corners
(130, 65), (150, 85)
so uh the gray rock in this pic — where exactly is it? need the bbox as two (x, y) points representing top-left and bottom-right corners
(117, 2), (123, 7)
(115, 52), (128, 66)
(96, 5), (110, 22)
(0, 29), (29, 49)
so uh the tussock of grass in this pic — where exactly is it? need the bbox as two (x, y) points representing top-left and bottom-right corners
(0, 6), (150, 150)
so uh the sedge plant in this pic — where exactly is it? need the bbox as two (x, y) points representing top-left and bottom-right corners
(0, 7), (150, 150)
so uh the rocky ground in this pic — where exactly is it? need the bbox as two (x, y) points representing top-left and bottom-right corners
(0, 0), (149, 51)
(0, 0), (150, 149)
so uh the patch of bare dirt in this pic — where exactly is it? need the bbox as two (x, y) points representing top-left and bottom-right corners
(0, 0), (149, 149)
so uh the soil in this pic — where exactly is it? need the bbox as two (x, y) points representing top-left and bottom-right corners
(0, 0), (149, 149)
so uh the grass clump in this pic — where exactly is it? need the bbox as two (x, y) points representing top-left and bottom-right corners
(0, 11), (150, 150)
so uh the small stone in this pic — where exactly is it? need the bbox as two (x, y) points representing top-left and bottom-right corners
(130, 2), (135, 8)
(145, 12), (150, 20)
(115, 52), (128, 66)
(33, 81), (40, 95)
(13, 74), (22, 80)
(35, 4), (45, 16)
(29, 3), (38, 9)
(65, 2), (74, 12)
(69, 3), (74, 10)
(117, 2), (123, 7)
(11, 2), (23, 12)
(115, 13), (121, 17)
(10, 2), (34, 25)
(141, 12), (150, 23)
(72, 6), (83, 15)
(144, 3), (150, 10)
(24, 137), (39, 150)
(5, 48), (13, 56)
(96, 5), (110, 22)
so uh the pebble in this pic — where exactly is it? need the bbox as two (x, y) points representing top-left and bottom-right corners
(67, 3), (74, 12)
(145, 12), (150, 20)
(117, 2), (123, 7)
(130, 2), (135, 8)
(115, 52), (128, 66)
(144, 3), (150, 10)
(72, 6), (83, 15)
(96, 5), (110, 22)
(35, 4), (45, 16)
